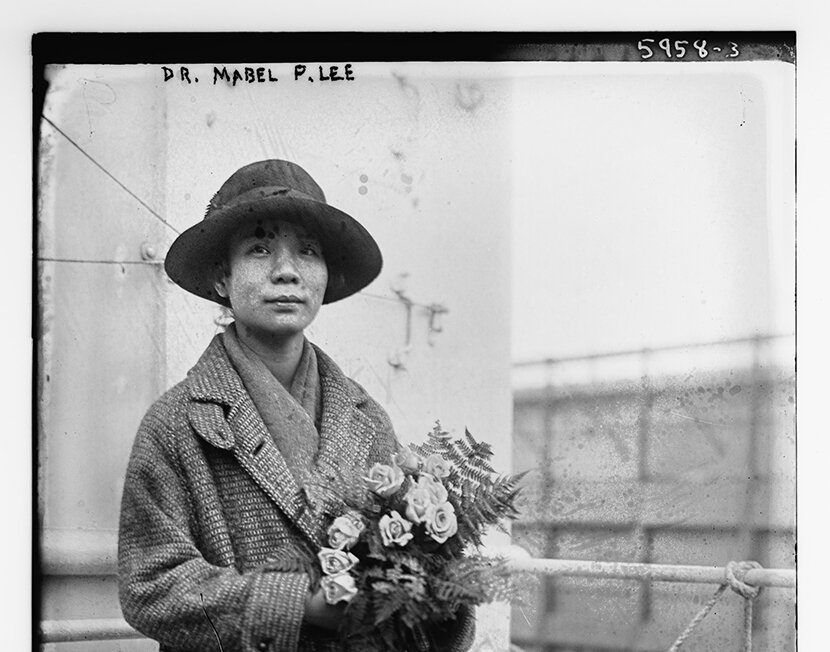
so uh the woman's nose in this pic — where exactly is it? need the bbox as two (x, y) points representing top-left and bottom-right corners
(269, 253), (300, 283)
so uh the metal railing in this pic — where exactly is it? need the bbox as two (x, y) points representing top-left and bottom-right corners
(507, 557), (794, 588)
(511, 333), (795, 394)
(512, 333), (794, 369)
(40, 619), (145, 644)
(39, 534), (795, 644)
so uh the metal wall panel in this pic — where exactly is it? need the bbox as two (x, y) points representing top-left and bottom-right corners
(39, 67), (166, 651)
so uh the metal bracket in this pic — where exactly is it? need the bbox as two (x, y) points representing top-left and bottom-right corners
(426, 303), (449, 346)
(388, 276), (414, 369)
(387, 274), (450, 367)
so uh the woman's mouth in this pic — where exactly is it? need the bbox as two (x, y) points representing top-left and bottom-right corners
(267, 295), (304, 304)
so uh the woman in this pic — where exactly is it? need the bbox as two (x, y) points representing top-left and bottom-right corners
(117, 160), (474, 652)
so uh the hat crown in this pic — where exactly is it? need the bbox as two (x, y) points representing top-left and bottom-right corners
(207, 159), (327, 215)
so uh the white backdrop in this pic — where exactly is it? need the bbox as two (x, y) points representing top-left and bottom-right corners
(40, 61), (516, 650)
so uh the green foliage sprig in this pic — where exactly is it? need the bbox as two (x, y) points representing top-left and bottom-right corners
(411, 423), (526, 547)
(309, 423), (524, 651)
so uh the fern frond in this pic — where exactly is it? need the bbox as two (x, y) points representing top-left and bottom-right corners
(374, 585), (408, 624)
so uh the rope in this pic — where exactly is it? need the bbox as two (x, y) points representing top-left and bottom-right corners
(667, 583), (728, 652)
(40, 115), (181, 236)
(727, 561), (762, 651)
(38, 118), (446, 317)
(667, 561), (763, 652)
(743, 596), (754, 651)
(38, 257), (164, 266)
(725, 560), (763, 599)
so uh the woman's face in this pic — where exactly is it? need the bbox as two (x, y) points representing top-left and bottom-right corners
(215, 220), (328, 342)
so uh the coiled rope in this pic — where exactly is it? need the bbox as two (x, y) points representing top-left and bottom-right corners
(668, 561), (763, 652)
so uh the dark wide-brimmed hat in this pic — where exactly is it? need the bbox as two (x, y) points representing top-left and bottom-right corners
(165, 159), (383, 305)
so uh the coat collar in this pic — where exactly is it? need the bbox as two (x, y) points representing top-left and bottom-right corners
(186, 335), (250, 411)
(184, 335), (372, 417)
(183, 335), (376, 547)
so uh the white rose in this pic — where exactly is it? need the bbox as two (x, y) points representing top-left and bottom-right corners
(365, 463), (405, 497)
(414, 474), (448, 505)
(327, 513), (364, 550)
(423, 454), (451, 479)
(317, 547), (359, 576)
(321, 572), (358, 604)
(425, 501), (458, 544)
(379, 511), (414, 547)
(404, 485), (437, 524)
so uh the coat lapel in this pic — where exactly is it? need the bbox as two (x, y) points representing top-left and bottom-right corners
(313, 346), (376, 481)
(226, 401), (325, 546)
(185, 336), (325, 547)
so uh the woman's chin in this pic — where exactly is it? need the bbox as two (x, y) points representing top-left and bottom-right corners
(237, 319), (310, 344)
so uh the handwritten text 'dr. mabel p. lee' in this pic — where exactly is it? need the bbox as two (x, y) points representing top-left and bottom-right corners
(160, 65), (357, 86)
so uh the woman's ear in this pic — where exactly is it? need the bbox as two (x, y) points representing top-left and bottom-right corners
(213, 265), (230, 299)
(214, 280), (228, 299)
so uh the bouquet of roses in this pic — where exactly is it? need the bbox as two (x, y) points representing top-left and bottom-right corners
(305, 423), (524, 650)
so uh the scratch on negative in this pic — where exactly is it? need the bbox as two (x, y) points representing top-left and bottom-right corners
(200, 593), (225, 652)
(664, 410), (724, 427)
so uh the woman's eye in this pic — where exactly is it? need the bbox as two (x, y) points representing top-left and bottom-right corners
(250, 244), (270, 255)
(301, 243), (322, 256)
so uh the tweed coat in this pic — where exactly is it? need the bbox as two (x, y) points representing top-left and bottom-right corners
(118, 335), (475, 652)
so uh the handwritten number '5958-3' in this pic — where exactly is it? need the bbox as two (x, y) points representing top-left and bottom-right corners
(637, 38), (740, 60)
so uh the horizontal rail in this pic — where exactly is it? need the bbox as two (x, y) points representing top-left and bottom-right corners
(41, 528), (118, 575)
(506, 557), (795, 589)
(40, 618), (143, 643)
(40, 552), (795, 643)
(512, 333), (793, 368)
(41, 530), (796, 588)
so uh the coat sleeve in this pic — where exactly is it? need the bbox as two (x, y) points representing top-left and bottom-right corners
(118, 413), (310, 652)
(434, 604), (476, 652)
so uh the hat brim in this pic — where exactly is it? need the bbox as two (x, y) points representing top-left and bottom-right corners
(164, 194), (382, 305)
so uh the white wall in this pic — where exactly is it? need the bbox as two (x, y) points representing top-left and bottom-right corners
(39, 62), (515, 650)
(160, 62), (514, 453)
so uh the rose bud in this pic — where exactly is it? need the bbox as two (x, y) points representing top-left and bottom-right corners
(393, 447), (422, 473)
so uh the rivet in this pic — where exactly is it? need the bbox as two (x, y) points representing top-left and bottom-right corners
(140, 242), (158, 260)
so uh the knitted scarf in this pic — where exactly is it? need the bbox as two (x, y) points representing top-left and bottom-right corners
(222, 323), (322, 484)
